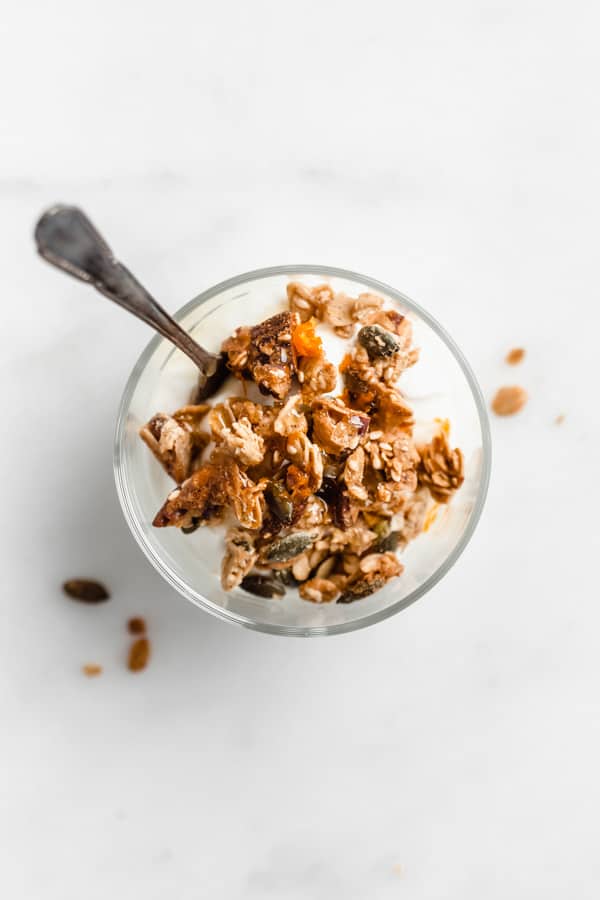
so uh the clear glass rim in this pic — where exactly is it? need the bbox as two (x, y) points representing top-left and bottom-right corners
(114, 264), (492, 637)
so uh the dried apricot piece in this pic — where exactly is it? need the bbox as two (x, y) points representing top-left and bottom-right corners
(292, 318), (323, 358)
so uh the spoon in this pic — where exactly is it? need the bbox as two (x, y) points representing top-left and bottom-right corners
(34, 205), (227, 399)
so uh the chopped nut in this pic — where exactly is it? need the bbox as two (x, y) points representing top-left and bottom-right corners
(328, 524), (377, 556)
(221, 528), (258, 590)
(293, 496), (328, 530)
(128, 637), (150, 672)
(291, 552), (312, 581)
(299, 577), (339, 603)
(491, 385), (528, 416)
(63, 579), (110, 603)
(127, 617), (146, 635)
(359, 551), (402, 577)
(315, 555), (337, 579)
(505, 347), (525, 365)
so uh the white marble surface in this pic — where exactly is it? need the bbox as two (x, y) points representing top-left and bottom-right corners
(2, 1), (599, 897)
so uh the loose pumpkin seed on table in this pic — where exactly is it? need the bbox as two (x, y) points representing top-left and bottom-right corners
(63, 579), (110, 603)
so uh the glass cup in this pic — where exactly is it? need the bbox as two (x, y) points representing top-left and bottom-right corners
(114, 266), (491, 636)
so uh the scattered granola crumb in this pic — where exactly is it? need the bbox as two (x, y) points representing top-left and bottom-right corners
(63, 579), (110, 603)
(128, 637), (151, 672)
(82, 663), (103, 677)
(555, 414), (566, 425)
(491, 386), (528, 416)
(127, 617), (146, 635)
(505, 347), (525, 365)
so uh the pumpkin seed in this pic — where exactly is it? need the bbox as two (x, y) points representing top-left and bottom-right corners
(182, 518), (201, 534)
(241, 574), (286, 599)
(264, 531), (318, 563)
(337, 575), (386, 603)
(63, 579), (110, 603)
(358, 324), (400, 359)
(374, 531), (400, 553)
(275, 568), (299, 587)
(265, 482), (294, 524)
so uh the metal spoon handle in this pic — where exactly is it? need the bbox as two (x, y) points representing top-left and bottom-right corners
(34, 205), (220, 377)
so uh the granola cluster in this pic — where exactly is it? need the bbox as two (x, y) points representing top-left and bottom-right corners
(140, 282), (465, 604)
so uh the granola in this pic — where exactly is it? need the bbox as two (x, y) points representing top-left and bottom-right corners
(140, 281), (466, 604)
